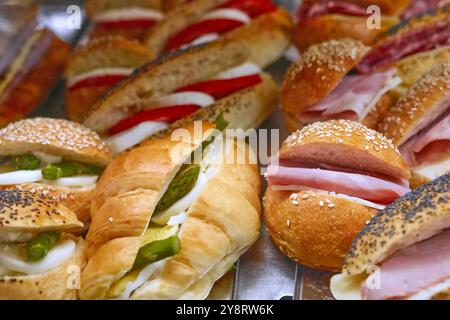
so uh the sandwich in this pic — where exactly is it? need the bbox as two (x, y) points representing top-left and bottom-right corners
(80, 120), (261, 299)
(400, 0), (450, 20)
(64, 37), (154, 122)
(331, 173), (450, 300)
(82, 39), (278, 155)
(144, 0), (293, 67)
(0, 189), (86, 300)
(264, 120), (411, 271)
(293, 0), (407, 51)
(0, 118), (112, 223)
(0, 4), (70, 127)
(281, 39), (402, 131)
(380, 60), (450, 186)
(85, 0), (163, 42)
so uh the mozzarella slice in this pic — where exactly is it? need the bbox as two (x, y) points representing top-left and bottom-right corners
(180, 33), (220, 50)
(67, 67), (134, 88)
(0, 231), (33, 243)
(167, 211), (187, 226)
(408, 279), (450, 300)
(47, 175), (98, 188)
(107, 121), (169, 155)
(0, 240), (76, 275)
(94, 7), (163, 23)
(145, 91), (215, 109)
(330, 273), (365, 300)
(0, 169), (43, 185)
(415, 157), (450, 180)
(116, 260), (166, 300)
(32, 152), (62, 164)
(215, 62), (261, 80)
(200, 8), (251, 24)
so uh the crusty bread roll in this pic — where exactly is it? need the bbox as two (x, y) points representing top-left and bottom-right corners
(0, 190), (86, 300)
(80, 122), (261, 299)
(85, 0), (161, 18)
(264, 120), (410, 271)
(65, 37), (154, 122)
(0, 118), (111, 222)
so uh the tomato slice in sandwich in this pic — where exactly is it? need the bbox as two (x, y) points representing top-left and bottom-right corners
(68, 75), (129, 91)
(221, 0), (277, 18)
(96, 19), (158, 30)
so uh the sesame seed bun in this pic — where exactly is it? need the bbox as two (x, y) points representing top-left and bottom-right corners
(343, 173), (450, 275)
(279, 120), (410, 181)
(264, 186), (377, 271)
(85, 0), (161, 18)
(381, 60), (450, 147)
(0, 234), (86, 300)
(0, 189), (83, 232)
(0, 118), (111, 166)
(281, 39), (370, 116)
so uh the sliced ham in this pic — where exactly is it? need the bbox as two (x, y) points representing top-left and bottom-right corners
(400, 0), (448, 20)
(297, 1), (368, 20)
(361, 228), (450, 300)
(297, 69), (401, 123)
(357, 21), (450, 74)
(400, 106), (450, 167)
(266, 165), (410, 204)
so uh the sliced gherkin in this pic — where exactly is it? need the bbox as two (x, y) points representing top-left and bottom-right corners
(26, 231), (61, 261)
(133, 235), (181, 269)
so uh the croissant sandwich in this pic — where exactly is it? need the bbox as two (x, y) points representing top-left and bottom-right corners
(80, 119), (261, 299)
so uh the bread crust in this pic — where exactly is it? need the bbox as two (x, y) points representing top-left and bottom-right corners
(81, 127), (261, 299)
(264, 186), (377, 271)
(85, 0), (161, 18)
(281, 39), (370, 115)
(0, 235), (87, 300)
(380, 61), (450, 146)
(0, 118), (111, 166)
(66, 85), (112, 123)
(83, 39), (249, 133)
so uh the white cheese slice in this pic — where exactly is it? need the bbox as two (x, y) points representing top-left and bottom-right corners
(32, 152), (62, 164)
(47, 175), (98, 188)
(67, 67), (134, 88)
(144, 91), (215, 108)
(415, 157), (450, 180)
(94, 7), (163, 23)
(180, 33), (220, 50)
(200, 8), (251, 24)
(0, 231), (34, 243)
(167, 211), (187, 226)
(0, 239), (76, 275)
(215, 62), (261, 80)
(330, 273), (365, 300)
(0, 169), (43, 185)
(107, 121), (169, 155)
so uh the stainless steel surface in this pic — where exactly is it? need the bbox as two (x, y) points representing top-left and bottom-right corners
(29, 0), (335, 301)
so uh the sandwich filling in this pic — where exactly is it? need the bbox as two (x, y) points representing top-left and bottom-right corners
(92, 7), (163, 30)
(105, 62), (262, 154)
(0, 231), (75, 276)
(297, 0), (369, 20)
(331, 227), (450, 300)
(0, 152), (104, 189)
(66, 67), (135, 91)
(401, 0), (449, 19)
(399, 104), (450, 179)
(357, 9), (450, 73)
(297, 69), (401, 123)
(164, 0), (276, 52)
(106, 120), (226, 299)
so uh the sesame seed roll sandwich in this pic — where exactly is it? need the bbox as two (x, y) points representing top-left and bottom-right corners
(380, 60), (450, 187)
(143, 0), (293, 67)
(82, 39), (278, 155)
(85, 0), (163, 42)
(0, 189), (86, 300)
(281, 39), (402, 132)
(80, 119), (261, 300)
(264, 120), (411, 271)
(0, 118), (112, 223)
(64, 37), (154, 122)
(293, 0), (408, 52)
(331, 173), (450, 300)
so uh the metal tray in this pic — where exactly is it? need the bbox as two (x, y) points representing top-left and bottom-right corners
(29, 0), (334, 301)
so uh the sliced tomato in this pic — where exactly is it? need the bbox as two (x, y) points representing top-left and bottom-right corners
(175, 74), (262, 100)
(68, 74), (128, 91)
(165, 18), (244, 52)
(109, 104), (199, 135)
(96, 19), (157, 30)
(221, 0), (277, 18)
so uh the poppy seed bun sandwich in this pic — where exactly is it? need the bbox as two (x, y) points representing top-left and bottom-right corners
(264, 120), (411, 271)
(80, 120), (261, 299)
(381, 60), (450, 184)
(281, 39), (402, 132)
(144, 0), (293, 67)
(331, 173), (450, 300)
(0, 118), (112, 223)
(85, 0), (163, 42)
(293, 0), (406, 52)
(65, 37), (154, 122)
(0, 189), (86, 300)
(82, 39), (277, 155)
